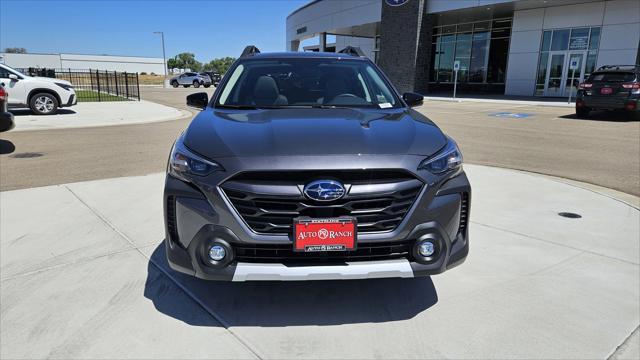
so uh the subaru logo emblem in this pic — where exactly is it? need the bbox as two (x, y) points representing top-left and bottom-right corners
(303, 180), (346, 202)
(385, 0), (409, 6)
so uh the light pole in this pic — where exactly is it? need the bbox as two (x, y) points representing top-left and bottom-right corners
(153, 31), (167, 88)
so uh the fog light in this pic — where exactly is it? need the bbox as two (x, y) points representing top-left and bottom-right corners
(208, 245), (226, 261)
(418, 241), (435, 257)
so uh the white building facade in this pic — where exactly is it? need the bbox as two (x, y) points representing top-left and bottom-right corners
(286, 0), (640, 96)
(0, 52), (166, 74)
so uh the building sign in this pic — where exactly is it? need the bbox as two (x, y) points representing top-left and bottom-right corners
(296, 26), (307, 35)
(385, 0), (409, 6)
(569, 37), (588, 50)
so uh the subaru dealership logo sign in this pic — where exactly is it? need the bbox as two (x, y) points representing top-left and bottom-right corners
(385, 0), (409, 6)
(303, 180), (346, 202)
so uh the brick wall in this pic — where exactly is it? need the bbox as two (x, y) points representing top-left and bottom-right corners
(377, 0), (432, 94)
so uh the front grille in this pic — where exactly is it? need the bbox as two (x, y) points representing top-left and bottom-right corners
(221, 170), (423, 235)
(234, 240), (414, 264)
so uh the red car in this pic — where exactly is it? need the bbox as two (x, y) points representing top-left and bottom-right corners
(0, 85), (15, 132)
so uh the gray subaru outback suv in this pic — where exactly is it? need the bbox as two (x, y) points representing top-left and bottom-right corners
(164, 47), (470, 281)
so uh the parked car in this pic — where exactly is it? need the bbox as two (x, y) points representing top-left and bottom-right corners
(169, 72), (211, 88)
(163, 47), (471, 281)
(0, 63), (77, 115)
(0, 85), (15, 132)
(576, 65), (640, 120)
(202, 71), (222, 86)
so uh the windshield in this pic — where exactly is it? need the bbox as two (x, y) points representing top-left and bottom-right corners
(215, 58), (399, 108)
(588, 72), (636, 82)
(0, 63), (27, 78)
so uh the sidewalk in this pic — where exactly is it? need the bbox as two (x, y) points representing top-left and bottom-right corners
(424, 94), (575, 107)
(1, 164), (638, 359)
(10, 100), (190, 131)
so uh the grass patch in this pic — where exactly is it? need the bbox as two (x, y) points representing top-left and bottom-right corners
(75, 90), (129, 102)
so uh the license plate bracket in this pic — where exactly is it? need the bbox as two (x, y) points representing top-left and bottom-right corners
(600, 87), (613, 95)
(293, 217), (357, 252)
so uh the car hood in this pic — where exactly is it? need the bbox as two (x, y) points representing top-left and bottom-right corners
(30, 76), (71, 86)
(184, 107), (447, 158)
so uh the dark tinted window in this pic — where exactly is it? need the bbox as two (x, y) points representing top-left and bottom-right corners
(589, 72), (636, 82)
(216, 58), (399, 108)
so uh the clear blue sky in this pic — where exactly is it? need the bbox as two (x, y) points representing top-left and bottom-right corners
(0, 0), (309, 62)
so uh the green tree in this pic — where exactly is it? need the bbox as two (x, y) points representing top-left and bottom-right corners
(204, 57), (236, 74)
(167, 52), (202, 71)
(4, 47), (27, 53)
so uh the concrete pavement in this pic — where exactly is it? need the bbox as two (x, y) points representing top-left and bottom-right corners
(10, 100), (189, 131)
(2, 164), (638, 359)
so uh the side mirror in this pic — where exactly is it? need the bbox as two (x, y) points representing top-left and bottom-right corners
(402, 92), (423, 107)
(186, 92), (208, 110)
(8, 74), (19, 81)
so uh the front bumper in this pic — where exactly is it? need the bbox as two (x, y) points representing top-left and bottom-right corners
(163, 156), (471, 281)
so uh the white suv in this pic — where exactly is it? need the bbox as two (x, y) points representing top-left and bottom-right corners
(0, 63), (77, 115)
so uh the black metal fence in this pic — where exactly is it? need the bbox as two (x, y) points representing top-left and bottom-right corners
(18, 68), (140, 102)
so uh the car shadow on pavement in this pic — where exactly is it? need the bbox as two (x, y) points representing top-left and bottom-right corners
(0, 139), (15, 154)
(10, 109), (77, 116)
(144, 242), (438, 327)
(560, 110), (639, 122)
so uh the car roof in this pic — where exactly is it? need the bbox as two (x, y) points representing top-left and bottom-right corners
(244, 51), (369, 60)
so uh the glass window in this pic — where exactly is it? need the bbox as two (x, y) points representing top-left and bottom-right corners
(589, 27), (600, 50)
(442, 25), (456, 34)
(589, 72), (636, 82)
(487, 38), (509, 83)
(492, 19), (512, 29)
(469, 33), (489, 83)
(455, 36), (472, 57)
(474, 21), (491, 31)
(569, 28), (590, 50)
(585, 50), (598, 77)
(457, 23), (473, 33)
(551, 29), (570, 51)
(491, 28), (510, 38)
(216, 59), (399, 108)
(438, 41), (455, 82)
(536, 53), (549, 85)
(541, 31), (552, 51)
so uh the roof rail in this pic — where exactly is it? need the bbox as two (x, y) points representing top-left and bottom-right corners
(596, 64), (639, 71)
(240, 45), (260, 58)
(337, 46), (365, 57)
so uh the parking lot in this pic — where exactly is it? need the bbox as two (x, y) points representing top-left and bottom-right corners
(1, 88), (638, 198)
(1, 89), (638, 359)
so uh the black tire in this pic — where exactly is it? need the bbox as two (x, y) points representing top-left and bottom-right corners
(193, 81), (200, 88)
(576, 107), (590, 119)
(29, 93), (59, 115)
(183, 85), (189, 88)
(171, 80), (179, 88)
(204, 84), (211, 88)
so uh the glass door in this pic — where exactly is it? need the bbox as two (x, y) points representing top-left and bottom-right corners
(564, 52), (586, 98)
(544, 53), (565, 96)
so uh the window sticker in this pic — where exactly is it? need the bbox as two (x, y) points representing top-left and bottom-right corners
(379, 102), (392, 108)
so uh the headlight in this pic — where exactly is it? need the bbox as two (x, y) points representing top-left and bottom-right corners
(55, 82), (74, 91)
(169, 137), (223, 179)
(418, 138), (463, 174)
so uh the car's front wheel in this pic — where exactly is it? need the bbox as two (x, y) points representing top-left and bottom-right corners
(30, 93), (59, 115)
(193, 81), (200, 88)
(576, 107), (590, 119)
(204, 84), (211, 88)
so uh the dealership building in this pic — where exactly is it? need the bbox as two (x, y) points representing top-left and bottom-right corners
(286, 0), (640, 96)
